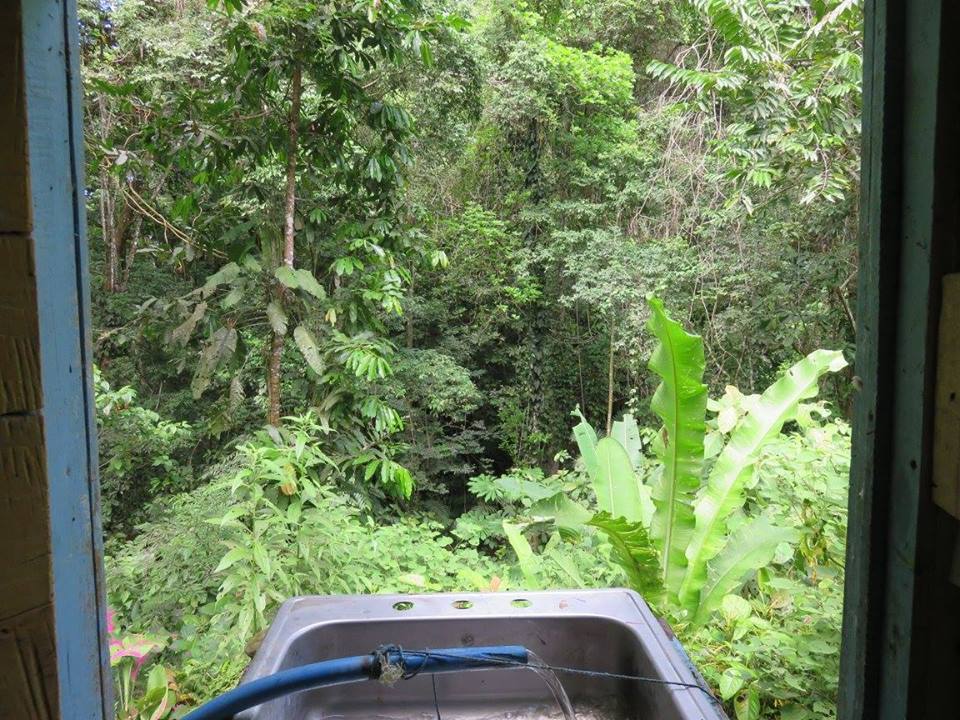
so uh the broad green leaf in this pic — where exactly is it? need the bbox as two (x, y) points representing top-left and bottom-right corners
(397, 573), (426, 588)
(572, 408), (600, 480)
(529, 492), (593, 532)
(720, 593), (752, 622)
(611, 413), (643, 469)
(588, 512), (661, 597)
(252, 542), (271, 577)
(503, 521), (540, 589)
(215, 546), (249, 572)
(544, 535), (586, 587)
(637, 483), (656, 528)
(293, 325), (324, 376)
(170, 301), (207, 346)
(202, 262), (241, 295)
(612, 413), (655, 526)
(292, 268), (326, 300)
(679, 349), (846, 611)
(222, 286), (244, 308)
(494, 474), (556, 502)
(266, 301), (288, 335)
(719, 670), (745, 701)
(145, 664), (168, 696)
(646, 296), (706, 596)
(734, 687), (761, 720)
(593, 437), (644, 523)
(274, 266), (300, 289)
(694, 518), (799, 623)
(191, 326), (237, 398)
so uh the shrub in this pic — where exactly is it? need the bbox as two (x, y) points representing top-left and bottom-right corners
(95, 368), (193, 532)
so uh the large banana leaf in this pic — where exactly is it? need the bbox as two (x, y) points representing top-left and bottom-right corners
(592, 437), (645, 523)
(612, 413), (643, 469)
(529, 492), (593, 534)
(611, 413), (656, 525)
(572, 409), (600, 480)
(678, 349), (847, 611)
(574, 411), (652, 526)
(588, 512), (661, 598)
(693, 518), (799, 624)
(502, 521), (541, 589)
(646, 297), (707, 596)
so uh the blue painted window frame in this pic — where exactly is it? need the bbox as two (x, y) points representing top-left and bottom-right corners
(21, 1), (112, 717)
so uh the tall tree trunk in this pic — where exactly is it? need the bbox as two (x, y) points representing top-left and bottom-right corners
(117, 213), (143, 292)
(405, 271), (414, 348)
(267, 65), (302, 426)
(606, 314), (616, 436)
(281, 65), (301, 270)
(98, 94), (120, 292)
(100, 167), (118, 292)
(575, 302), (586, 415)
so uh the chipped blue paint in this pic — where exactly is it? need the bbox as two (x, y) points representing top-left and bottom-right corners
(21, 1), (110, 718)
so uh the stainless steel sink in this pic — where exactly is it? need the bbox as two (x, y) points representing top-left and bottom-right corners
(236, 589), (726, 720)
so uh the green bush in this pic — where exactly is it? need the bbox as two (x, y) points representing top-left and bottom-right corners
(95, 369), (193, 532)
(106, 421), (508, 704)
(685, 420), (850, 719)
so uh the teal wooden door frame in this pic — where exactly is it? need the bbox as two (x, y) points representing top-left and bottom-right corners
(21, 0), (112, 717)
(841, 0), (959, 718)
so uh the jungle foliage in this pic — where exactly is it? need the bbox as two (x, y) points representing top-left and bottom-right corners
(82, 1), (861, 718)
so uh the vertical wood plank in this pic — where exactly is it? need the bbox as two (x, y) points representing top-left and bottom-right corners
(0, 0), (30, 234)
(933, 274), (960, 519)
(876, 0), (942, 711)
(839, 1), (904, 716)
(19, 0), (111, 717)
(841, 0), (960, 717)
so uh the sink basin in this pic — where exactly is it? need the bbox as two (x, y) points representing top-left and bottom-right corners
(236, 589), (726, 720)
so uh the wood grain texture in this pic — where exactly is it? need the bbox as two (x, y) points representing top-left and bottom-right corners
(0, 606), (58, 720)
(0, 234), (42, 415)
(933, 274), (960, 518)
(0, 415), (51, 618)
(0, 4), (60, 719)
(0, 415), (59, 719)
(0, 1), (30, 233)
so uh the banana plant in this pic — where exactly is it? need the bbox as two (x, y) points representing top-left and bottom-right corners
(570, 296), (845, 625)
(572, 410), (659, 596)
(674, 346), (847, 616)
(646, 297), (706, 597)
(573, 409), (654, 526)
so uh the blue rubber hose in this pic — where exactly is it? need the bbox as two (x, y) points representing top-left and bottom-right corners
(182, 645), (529, 720)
